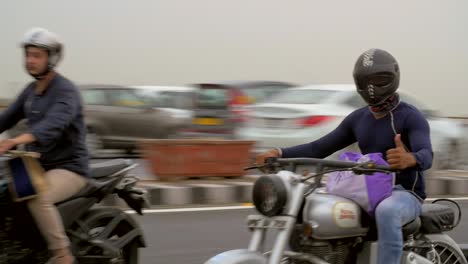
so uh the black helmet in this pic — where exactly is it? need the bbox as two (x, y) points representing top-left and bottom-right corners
(353, 48), (400, 106)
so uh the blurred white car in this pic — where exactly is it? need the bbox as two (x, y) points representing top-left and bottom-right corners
(131, 85), (197, 121)
(236, 84), (464, 169)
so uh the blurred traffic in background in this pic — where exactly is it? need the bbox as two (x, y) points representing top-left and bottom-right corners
(1, 80), (466, 172)
(2, 1), (468, 263)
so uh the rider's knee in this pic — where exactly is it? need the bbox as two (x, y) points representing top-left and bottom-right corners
(26, 191), (53, 207)
(374, 199), (401, 223)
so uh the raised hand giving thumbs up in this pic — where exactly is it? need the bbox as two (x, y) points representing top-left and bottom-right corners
(386, 134), (417, 170)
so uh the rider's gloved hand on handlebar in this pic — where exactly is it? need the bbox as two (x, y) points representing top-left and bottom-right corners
(255, 149), (281, 172)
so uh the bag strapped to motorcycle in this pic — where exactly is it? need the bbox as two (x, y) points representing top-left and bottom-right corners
(3, 151), (47, 202)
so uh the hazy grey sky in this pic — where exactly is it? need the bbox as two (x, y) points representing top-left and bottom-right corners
(1, 0), (467, 116)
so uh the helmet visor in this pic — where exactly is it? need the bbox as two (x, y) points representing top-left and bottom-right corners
(366, 73), (394, 87)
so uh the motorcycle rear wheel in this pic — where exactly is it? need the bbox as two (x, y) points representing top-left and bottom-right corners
(73, 208), (140, 264)
(431, 240), (467, 264)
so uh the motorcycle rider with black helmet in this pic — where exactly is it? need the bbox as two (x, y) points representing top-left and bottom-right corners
(256, 48), (433, 264)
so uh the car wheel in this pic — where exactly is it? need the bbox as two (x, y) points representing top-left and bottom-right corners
(86, 130), (103, 157)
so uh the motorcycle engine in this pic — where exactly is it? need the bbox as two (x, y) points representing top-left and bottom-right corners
(289, 224), (356, 264)
(0, 180), (48, 263)
(0, 185), (26, 263)
(0, 215), (47, 263)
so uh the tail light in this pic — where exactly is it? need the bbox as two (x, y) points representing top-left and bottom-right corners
(298, 116), (335, 127)
(232, 95), (251, 105)
(231, 108), (252, 123)
(228, 89), (251, 106)
(228, 89), (252, 123)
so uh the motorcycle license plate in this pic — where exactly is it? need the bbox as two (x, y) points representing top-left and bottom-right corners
(247, 215), (290, 229)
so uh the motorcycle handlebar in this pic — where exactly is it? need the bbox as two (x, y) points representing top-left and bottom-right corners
(0, 150), (40, 158)
(270, 157), (394, 172)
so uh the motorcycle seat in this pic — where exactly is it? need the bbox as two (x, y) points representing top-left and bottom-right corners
(402, 217), (421, 238)
(421, 203), (454, 219)
(90, 159), (132, 178)
(55, 178), (113, 205)
(419, 203), (456, 234)
(364, 203), (457, 241)
(402, 203), (457, 237)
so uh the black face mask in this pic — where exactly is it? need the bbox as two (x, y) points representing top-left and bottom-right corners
(369, 92), (400, 114)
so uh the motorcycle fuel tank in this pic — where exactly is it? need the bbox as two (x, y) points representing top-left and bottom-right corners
(303, 190), (369, 240)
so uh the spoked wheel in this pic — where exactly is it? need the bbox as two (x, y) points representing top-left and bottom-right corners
(432, 241), (467, 264)
(73, 209), (140, 264)
(84, 226), (138, 264)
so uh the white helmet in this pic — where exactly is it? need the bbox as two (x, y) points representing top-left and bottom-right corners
(21, 27), (63, 75)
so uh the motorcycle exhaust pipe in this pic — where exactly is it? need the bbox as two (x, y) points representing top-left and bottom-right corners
(401, 251), (434, 264)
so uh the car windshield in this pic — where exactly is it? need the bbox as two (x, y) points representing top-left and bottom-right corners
(239, 86), (288, 103)
(196, 88), (229, 109)
(268, 89), (339, 104)
(134, 89), (159, 103)
(108, 89), (153, 107)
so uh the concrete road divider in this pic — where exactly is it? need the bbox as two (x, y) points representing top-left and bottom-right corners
(425, 175), (451, 196)
(429, 170), (468, 196)
(99, 170), (468, 208)
(449, 177), (468, 195)
(99, 181), (254, 208)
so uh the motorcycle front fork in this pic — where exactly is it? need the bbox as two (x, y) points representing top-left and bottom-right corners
(248, 184), (308, 264)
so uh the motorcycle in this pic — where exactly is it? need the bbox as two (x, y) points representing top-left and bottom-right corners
(204, 157), (467, 264)
(0, 151), (149, 264)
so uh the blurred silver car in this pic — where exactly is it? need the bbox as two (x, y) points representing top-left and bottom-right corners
(131, 85), (197, 121)
(183, 80), (296, 139)
(80, 84), (197, 156)
(236, 84), (464, 169)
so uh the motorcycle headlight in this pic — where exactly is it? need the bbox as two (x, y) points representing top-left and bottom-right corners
(252, 175), (287, 217)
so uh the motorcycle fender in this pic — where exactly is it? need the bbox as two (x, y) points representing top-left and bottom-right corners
(204, 249), (267, 264)
(115, 187), (150, 215)
(423, 233), (468, 263)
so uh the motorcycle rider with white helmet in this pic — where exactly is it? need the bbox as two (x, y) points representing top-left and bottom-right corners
(0, 27), (89, 264)
(256, 48), (433, 264)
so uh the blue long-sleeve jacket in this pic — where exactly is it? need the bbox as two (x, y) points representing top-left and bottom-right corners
(281, 102), (433, 199)
(0, 73), (90, 177)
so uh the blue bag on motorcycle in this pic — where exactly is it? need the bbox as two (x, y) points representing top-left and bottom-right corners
(326, 152), (395, 217)
(0, 154), (47, 202)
